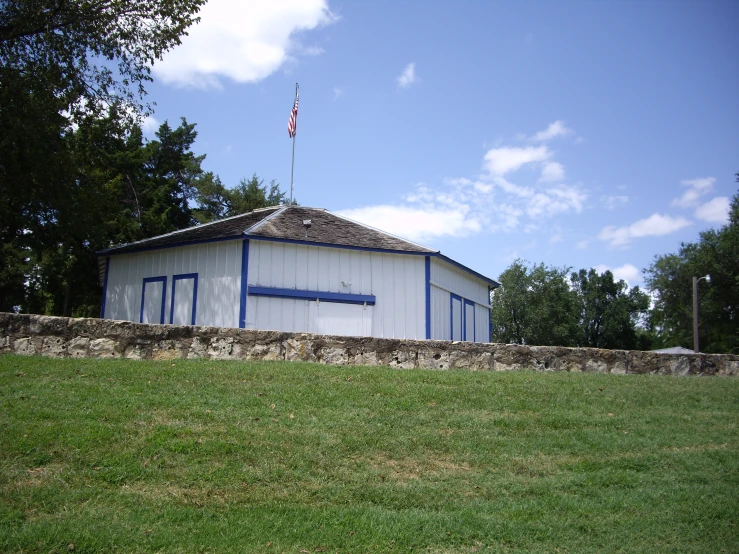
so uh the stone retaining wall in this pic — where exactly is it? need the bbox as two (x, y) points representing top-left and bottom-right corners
(1, 312), (737, 376)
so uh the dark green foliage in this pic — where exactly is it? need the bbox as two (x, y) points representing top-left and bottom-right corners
(491, 260), (651, 349)
(0, 0), (205, 114)
(490, 260), (579, 346)
(645, 184), (739, 354)
(194, 173), (291, 224)
(571, 268), (651, 350)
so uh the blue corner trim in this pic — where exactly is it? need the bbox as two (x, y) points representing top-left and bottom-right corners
(100, 256), (110, 319)
(170, 273), (198, 325)
(239, 239), (250, 328)
(140, 276), (167, 324)
(425, 256), (431, 339)
(464, 299), (475, 342)
(450, 293), (462, 340)
(248, 286), (376, 306)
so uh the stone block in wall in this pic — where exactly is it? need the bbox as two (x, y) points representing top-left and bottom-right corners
(284, 337), (316, 362)
(417, 348), (450, 370)
(493, 344), (534, 371)
(386, 349), (416, 369)
(67, 337), (90, 358)
(188, 337), (209, 359)
(41, 336), (67, 357)
(124, 343), (147, 360)
(152, 340), (183, 360)
(13, 337), (41, 356)
(88, 338), (121, 358)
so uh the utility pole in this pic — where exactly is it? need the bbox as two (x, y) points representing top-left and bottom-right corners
(693, 274), (711, 353)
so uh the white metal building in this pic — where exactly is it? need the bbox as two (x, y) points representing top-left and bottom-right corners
(98, 206), (499, 342)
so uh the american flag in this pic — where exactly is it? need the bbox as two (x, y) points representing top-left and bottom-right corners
(287, 91), (299, 138)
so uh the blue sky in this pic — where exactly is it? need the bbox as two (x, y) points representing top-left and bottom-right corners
(142, 0), (738, 287)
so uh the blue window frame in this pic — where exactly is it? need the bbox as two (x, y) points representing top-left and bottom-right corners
(140, 276), (167, 324)
(170, 273), (198, 325)
(450, 293), (463, 341)
(464, 299), (475, 342)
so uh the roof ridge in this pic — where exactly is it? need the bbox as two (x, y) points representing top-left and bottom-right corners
(243, 205), (289, 235)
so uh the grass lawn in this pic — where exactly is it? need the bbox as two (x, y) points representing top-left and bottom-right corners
(1, 354), (738, 553)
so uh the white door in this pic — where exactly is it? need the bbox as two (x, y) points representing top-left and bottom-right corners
(171, 275), (197, 325)
(451, 295), (462, 341)
(141, 278), (166, 324)
(464, 300), (475, 342)
(311, 301), (373, 337)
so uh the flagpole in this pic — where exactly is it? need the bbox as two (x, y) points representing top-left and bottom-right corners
(289, 82), (298, 205)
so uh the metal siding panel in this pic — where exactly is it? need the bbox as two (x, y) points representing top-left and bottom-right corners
(403, 257), (415, 339)
(370, 253), (384, 337)
(295, 245), (309, 290)
(317, 248), (330, 292)
(272, 242), (285, 288)
(284, 243), (297, 289)
(431, 258), (489, 306)
(327, 248), (340, 293)
(360, 252), (372, 295)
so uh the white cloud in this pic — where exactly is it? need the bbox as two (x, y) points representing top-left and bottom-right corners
(593, 263), (642, 286)
(483, 146), (551, 176)
(577, 240), (590, 250)
(539, 161), (565, 182)
(531, 120), (574, 142)
(671, 177), (715, 208)
(152, 0), (335, 88)
(337, 122), (591, 243)
(332, 87), (343, 101)
(602, 195), (629, 210)
(598, 213), (692, 248)
(695, 197), (730, 224)
(141, 115), (160, 135)
(335, 204), (480, 243)
(397, 63), (418, 88)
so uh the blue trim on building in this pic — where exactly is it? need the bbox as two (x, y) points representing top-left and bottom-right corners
(170, 273), (198, 325)
(140, 276), (167, 324)
(464, 299), (475, 342)
(450, 293), (462, 340)
(239, 239), (250, 328)
(100, 256), (110, 319)
(248, 286), (376, 306)
(425, 256), (431, 339)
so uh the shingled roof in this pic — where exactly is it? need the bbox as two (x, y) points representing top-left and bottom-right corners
(98, 206), (436, 255)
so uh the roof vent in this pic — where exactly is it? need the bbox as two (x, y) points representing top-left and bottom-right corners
(303, 219), (312, 238)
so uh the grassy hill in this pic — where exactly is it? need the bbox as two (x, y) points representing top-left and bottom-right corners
(1, 355), (738, 553)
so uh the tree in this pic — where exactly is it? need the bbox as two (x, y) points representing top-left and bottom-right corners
(645, 182), (739, 354)
(193, 174), (291, 224)
(491, 260), (651, 350)
(0, 0), (204, 313)
(570, 268), (651, 350)
(0, 0), (204, 114)
(491, 260), (580, 346)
